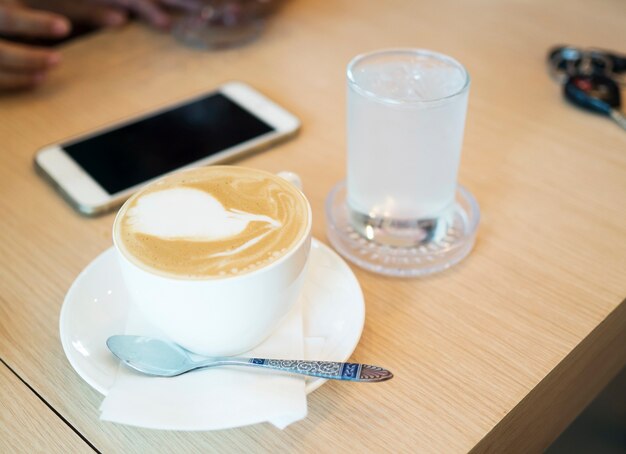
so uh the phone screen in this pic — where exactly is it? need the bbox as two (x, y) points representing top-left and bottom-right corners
(64, 93), (274, 195)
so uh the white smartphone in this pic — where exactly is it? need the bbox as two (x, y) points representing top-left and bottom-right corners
(34, 81), (301, 216)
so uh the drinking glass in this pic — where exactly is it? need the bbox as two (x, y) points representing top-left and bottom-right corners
(326, 49), (480, 277)
(173, 0), (274, 50)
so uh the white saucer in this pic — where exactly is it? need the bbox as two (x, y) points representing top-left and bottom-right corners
(60, 239), (365, 396)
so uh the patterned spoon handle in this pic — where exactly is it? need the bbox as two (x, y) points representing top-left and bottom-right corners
(205, 358), (393, 382)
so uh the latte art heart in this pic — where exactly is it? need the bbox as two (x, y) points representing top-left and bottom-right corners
(115, 167), (309, 279)
(126, 188), (281, 241)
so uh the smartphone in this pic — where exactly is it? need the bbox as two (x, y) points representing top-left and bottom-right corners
(34, 81), (300, 216)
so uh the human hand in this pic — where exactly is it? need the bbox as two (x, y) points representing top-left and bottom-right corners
(22, 0), (203, 30)
(0, 1), (69, 90)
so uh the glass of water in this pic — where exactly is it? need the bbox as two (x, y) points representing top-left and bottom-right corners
(326, 49), (480, 277)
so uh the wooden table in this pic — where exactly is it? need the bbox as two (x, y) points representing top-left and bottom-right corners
(1, 0), (625, 452)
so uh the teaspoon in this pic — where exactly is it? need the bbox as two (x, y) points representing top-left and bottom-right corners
(107, 335), (393, 383)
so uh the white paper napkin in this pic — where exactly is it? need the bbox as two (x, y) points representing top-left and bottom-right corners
(100, 300), (314, 430)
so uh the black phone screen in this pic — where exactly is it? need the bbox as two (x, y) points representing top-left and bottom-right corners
(64, 93), (274, 195)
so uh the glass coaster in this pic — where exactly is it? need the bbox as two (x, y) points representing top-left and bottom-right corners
(325, 181), (480, 277)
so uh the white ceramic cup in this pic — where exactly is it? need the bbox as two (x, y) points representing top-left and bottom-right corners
(112, 168), (312, 357)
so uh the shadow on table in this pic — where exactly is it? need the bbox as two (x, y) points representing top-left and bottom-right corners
(547, 366), (626, 453)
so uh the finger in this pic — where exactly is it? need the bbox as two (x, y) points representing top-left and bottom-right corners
(25, 0), (128, 28)
(0, 68), (46, 90)
(106, 0), (170, 28)
(79, 5), (128, 27)
(0, 39), (60, 71)
(0, 5), (70, 38)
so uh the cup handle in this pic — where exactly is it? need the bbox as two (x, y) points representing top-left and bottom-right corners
(276, 171), (303, 191)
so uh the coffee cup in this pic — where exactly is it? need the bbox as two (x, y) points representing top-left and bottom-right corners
(112, 166), (312, 357)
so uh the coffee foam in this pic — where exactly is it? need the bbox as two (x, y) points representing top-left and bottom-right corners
(126, 187), (281, 241)
(115, 167), (309, 279)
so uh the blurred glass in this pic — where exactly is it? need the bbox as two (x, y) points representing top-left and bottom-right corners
(173, 0), (279, 50)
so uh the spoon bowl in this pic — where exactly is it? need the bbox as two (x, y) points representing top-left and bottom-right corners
(107, 335), (193, 376)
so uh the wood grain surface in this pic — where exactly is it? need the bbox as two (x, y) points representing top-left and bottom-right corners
(0, 0), (625, 452)
(0, 362), (91, 453)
